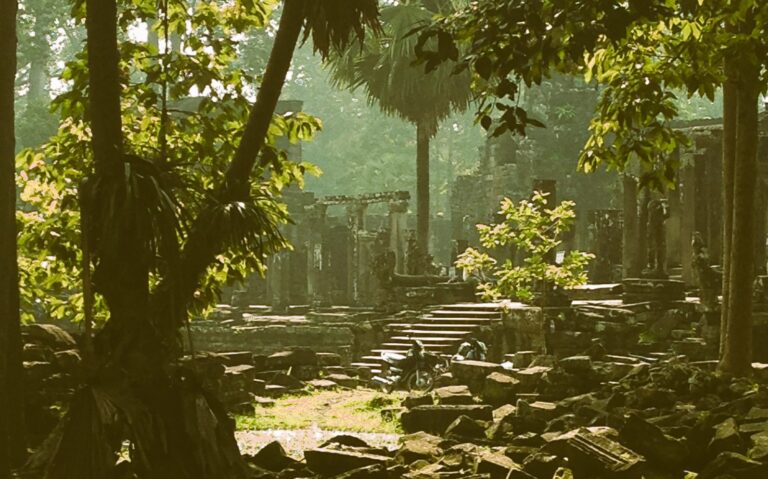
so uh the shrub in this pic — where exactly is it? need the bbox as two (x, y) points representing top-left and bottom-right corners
(456, 191), (594, 302)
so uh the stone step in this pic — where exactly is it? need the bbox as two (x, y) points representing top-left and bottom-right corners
(396, 329), (471, 336)
(428, 309), (501, 318)
(433, 303), (501, 311)
(381, 342), (456, 352)
(420, 316), (497, 323)
(350, 361), (381, 369)
(387, 322), (483, 330)
(391, 336), (467, 343)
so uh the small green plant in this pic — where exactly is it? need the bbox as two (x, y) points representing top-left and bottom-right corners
(456, 191), (594, 302)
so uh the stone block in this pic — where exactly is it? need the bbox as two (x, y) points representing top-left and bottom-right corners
(434, 385), (473, 405)
(451, 360), (504, 393)
(249, 440), (301, 472)
(265, 348), (318, 369)
(305, 448), (390, 476)
(620, 414), (690, 470)
(482, 372), (520, 406)
(325, 374), (359, 388)
(475, 452), (533, 479)
(401, 404), (493, 434)
(402, 393), (434, 409)
(559, 356), (592, 374)
(444, 415), (487, 439)
(546, 428), (645, 477)
(395, 431), (444, 464)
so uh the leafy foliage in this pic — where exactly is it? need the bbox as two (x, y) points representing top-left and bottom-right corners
(15, 0), (322, 323)
(456, 192), (593, 302)
(414, 1), (768, 187)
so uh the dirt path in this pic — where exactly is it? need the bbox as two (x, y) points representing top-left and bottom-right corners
(235, 388), (403, 458)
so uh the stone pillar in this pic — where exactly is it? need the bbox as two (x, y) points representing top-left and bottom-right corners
(680, 152), (696, 284)
(622, 174), (640, 277)
(388, 200), (409, 274)
(307, 204), (328, 307)
(588, 209), (623, 283)
(347, 203), (368, 305)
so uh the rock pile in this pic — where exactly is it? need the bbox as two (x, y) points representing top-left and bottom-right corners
(241, 356), (768, 477)
(183, 347), (360, 413)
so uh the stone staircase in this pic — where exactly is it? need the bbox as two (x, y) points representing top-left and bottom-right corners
(351, 303), (503, 373)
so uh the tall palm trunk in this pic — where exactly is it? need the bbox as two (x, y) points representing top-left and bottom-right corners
(720, 48), (759, 375)
(0, 0), (25, 475)
(416, 121), (430, 267)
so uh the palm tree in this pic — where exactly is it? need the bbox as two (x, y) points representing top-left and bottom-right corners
(31, 1), (381, 478)
(328, 0), (472, 267)
(0, 0), (26, 474)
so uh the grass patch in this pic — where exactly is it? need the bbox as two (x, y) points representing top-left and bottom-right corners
(236, 389), (404, 434)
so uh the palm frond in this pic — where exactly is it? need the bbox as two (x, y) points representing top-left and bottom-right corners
(326, 2), (473, 134)
(301, 0), (382, 59)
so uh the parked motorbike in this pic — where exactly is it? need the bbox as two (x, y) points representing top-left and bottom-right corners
(372, 340), (447, 393)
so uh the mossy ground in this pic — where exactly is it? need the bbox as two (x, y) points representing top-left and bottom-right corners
(235, 389), (405, 434)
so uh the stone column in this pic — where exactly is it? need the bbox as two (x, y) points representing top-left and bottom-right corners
(306, 204), (328, 307)
(346, 202), (368, 305)
(622, 174), (640, 277)
(388, 200), (409, 274)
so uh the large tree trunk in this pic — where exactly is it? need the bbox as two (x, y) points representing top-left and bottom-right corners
(416, 121), (430, 268)
(0, 0), (25, 475)
(157, 0), (306, 320)
(720, 53), (737, 356)
(720, 41), (759, 375)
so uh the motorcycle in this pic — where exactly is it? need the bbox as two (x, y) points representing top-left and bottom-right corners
(372, 340), (447, 393)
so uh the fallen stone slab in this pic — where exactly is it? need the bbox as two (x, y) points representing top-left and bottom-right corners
(482, 372), (519, 406)
(445, 415), (487, 440)
(434, 385), (474, 405)
(475, 452), (534, 479)
(308, 379), (340, 390)
(323, 373), (358, 388)
(328, 464), (388, 479)
(219, 351), (254, 366)
(317, 352), (343, 367)
(620, 414), (690, 471)
(401, 404), (493, 434)
(699, 451), (768, 479)
(547, 428), (645, 478)
(249, 440), (302, 472)
(403, 392), (434, 409)
(305, 448), (390, 477)
(395, 431), (444, 464)
(266, 348), (317, 369)
(451, 360), (504, 393)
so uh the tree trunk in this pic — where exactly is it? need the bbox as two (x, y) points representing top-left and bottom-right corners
(720, 44), (759, 375)
(720, 37), (738, 356)
(223, 0), (305, 200)
(0, 0), (24, 474)
(84, 0), (123, 172)
(158, 0), (306, 320)
(416, 121), (430, 267)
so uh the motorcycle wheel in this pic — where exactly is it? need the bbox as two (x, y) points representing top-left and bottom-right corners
(405, 369), (435, 393)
